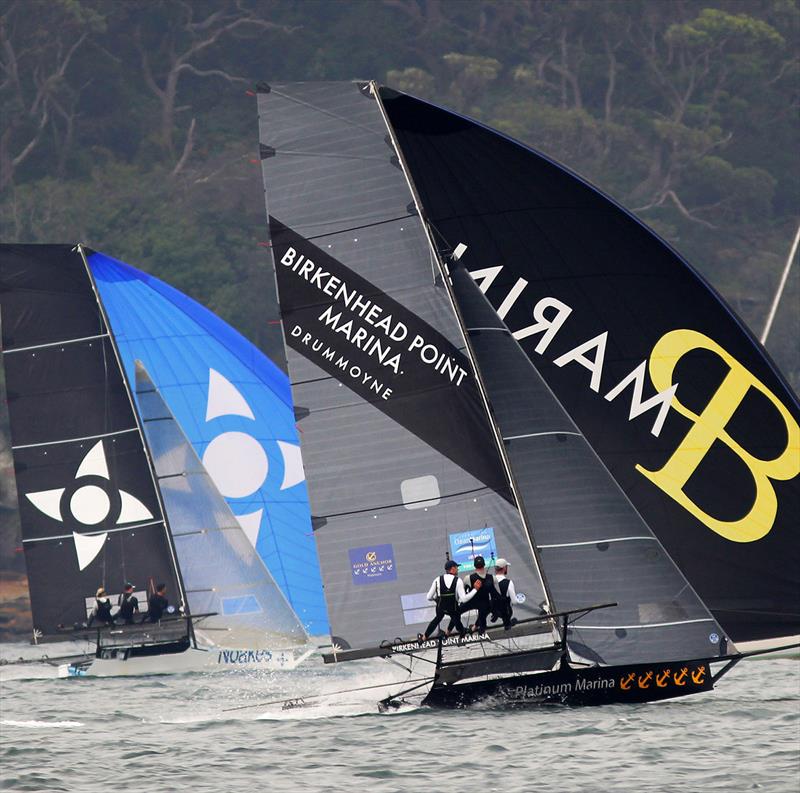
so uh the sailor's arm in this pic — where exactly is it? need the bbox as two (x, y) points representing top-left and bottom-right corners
(506, 579), (517, 603)
(426, 578), (438, 602)
(456, 578), (479, 604)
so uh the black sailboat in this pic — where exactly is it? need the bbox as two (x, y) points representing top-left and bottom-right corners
(0, 244), (310, 676)
(254, 81), (797, 708)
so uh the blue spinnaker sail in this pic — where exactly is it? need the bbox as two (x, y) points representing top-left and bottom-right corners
(89, 251), (328, 635)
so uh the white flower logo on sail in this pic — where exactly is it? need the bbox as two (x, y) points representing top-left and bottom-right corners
(25, 439), (154, 570)
(202, 369), (305, 549)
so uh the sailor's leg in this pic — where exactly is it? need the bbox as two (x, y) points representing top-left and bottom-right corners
(423, 607), (444, 639)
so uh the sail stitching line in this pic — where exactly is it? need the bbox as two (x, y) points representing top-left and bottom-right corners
(576, 618), (715, 629)
(22, 519), (165, 543)
(275, 149), (390, 163)
(303, 213), (416, 242)
(539, 536), (655, 548)
(503, 431), (582, 441)
(3, 332), (110, 354)
(316, 485), (505, 521)
(12, 426), (139, 450)
(270, 88), (384, 137)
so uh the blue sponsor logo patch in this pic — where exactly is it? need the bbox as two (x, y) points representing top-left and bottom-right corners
(449, 527), (496, 572)
(349, 544), (397, 585)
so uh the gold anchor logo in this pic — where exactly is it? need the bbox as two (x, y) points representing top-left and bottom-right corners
(691, 666), (706, 685)
(656, 669), (671, 687)
(673, 667), (689, 686)
(366, 551), (377, 562)
(637, 671), (653, 689)
(620, 672), (636, 690)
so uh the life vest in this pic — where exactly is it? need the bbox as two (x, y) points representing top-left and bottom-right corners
(469, 572), (495, 607)
(495, 578), (513, 619)
(95, 598), (113, 621)
(436, 575), (458, 612)
(118, 593), (137, 619)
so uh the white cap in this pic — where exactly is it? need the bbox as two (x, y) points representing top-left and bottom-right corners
(495, 558), (508, 568)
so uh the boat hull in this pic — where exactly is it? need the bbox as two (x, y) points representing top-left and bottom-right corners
(57, 645), (316, 678)
(423, 659), (714, 708)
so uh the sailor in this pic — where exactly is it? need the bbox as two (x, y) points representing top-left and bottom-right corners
(420, 560), (480, 641)
(490, 558), (518, 629)
(88, 587), (114, 627)
(117, 583), (140, 624)
(461, 555), (497, 633)
(147, 583), (169, 622)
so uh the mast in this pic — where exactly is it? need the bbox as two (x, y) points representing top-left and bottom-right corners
(371, 82), (555, 613)
(76, 244), (192, 637)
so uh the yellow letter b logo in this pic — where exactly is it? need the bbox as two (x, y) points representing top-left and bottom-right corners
(636, 330), (799, 543)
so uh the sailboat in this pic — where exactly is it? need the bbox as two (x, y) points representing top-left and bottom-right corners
(0, 244), (312, 676)
(252, 81), (798, 708)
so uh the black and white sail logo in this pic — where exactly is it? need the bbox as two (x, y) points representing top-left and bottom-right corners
(25, 439), (154, 570)
(270, 217), (510, 497)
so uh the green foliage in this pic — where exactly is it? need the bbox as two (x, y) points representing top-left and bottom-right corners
(0, 0), (797, 386)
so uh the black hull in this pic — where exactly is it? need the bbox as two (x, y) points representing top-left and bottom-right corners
(423, 659), (714, 708)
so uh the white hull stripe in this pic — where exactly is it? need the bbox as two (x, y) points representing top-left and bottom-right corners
(13, 426), (138, 451)
(3, 332), (110, 355)
(574, 619), (715, 630)
(539, 536), (655, 549)
(503, 431), (581, 441)
(22, 519), (164, 543)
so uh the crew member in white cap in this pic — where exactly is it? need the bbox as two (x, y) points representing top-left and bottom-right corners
(420, 560), (481, 641)
(491, 558), (518, 629)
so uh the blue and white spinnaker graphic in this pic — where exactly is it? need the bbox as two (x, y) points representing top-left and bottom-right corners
(89, 252), (328, 635)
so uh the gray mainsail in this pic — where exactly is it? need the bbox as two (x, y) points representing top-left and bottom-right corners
(257, 82), (548, 651)
(134, 361), (307, 647)
(448, 262), (731, 665)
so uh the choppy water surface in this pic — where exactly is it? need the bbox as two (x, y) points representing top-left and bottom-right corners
(1, 647), (798, 793)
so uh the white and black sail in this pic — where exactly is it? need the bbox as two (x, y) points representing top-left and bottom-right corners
(257, 82), (549, 652)
(0, 245), (182, 637)
(134, 362), (307, 647)
(380, 89), (799, 645)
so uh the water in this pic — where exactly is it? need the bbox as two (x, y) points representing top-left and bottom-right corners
(1, 647), (798, 793)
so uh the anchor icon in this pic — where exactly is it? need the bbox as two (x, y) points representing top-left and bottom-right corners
(656, 669), (671, 687)
(637, 670), (653, 689)
(673, 667), (689, 686)
(691, 666), (706, 685)
(620, 672), (636, 690)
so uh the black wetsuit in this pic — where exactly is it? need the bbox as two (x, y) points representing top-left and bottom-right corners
(424, 575), (466, 638)
(491, 578), (514, 628)
(461, 572), (496, 632)
(117, 592), (139, 624)
(147, 593), (169, 622)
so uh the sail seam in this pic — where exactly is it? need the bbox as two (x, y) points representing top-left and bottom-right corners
(22, 519), (165, 543)
(575, 619), (715, 629)
(503, 431), (581, 441)
(539, 536), (654, 548)
(315, 485), (504, 521)
(302, 213), (416, 243)
(2, 332), (110, 354)
(12, 426), (139, 450)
